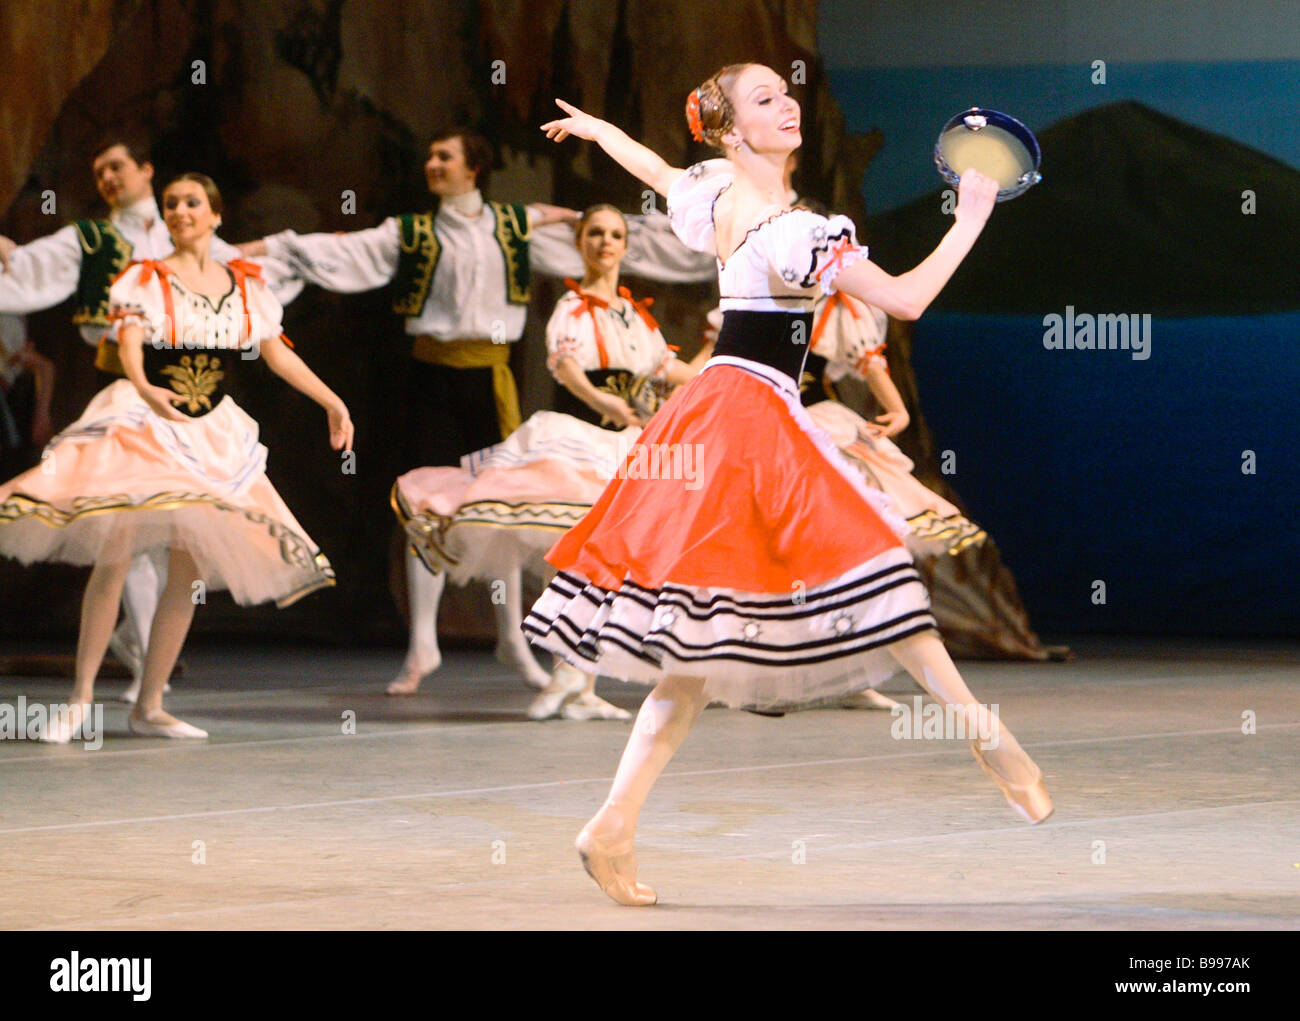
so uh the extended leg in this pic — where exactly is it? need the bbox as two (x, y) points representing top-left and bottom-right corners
(576, 674), (709, 905)
(387, 551), (445, 695)
(888, 630), (1051, 822)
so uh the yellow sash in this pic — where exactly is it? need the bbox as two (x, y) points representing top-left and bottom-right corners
(94, 338), (126, 376)
(410, 337), (521, 438)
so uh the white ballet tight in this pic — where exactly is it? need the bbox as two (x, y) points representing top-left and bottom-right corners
(400, 552), (549, 686)
(115, 549), (168, 670)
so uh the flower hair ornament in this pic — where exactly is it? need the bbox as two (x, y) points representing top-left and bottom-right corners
(685, 89), (704, 143)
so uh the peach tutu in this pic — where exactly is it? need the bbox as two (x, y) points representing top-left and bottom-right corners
(393, 410), (641, 584)
(0, 379), (334, 607)
(805, 400), (986, 557)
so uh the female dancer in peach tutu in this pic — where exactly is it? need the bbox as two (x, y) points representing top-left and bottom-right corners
(0, 174), (351, 742)
(393, 204), (711, 720)
(529, 64), (1053, 906)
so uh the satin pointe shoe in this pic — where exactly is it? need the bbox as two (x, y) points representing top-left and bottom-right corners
(128, 710), (208, 740)
(561, 692), (632, 721)
(839, 688), (899, 711)
(575, 824), (657, 907)
(970, 741), (1053, 824)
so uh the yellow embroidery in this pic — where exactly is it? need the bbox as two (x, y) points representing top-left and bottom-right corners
(161, 353), (224, 413)
(597, 371), (669, 425)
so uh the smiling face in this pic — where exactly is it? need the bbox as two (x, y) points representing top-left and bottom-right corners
(576, 208), (627, 277)
(723, 64), (801, 155)
(161, 179), (220, 248)
(92, 145), (155, 210)
(424, 136), (479, 197)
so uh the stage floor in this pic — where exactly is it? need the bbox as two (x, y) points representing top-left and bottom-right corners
(1, 638), (1296, 930)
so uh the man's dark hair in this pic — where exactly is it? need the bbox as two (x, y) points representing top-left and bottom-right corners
(430, 128), (494, 192)
(91, 133), (152, 169)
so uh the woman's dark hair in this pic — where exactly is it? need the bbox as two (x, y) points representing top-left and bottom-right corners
(163, 172), (223, 215)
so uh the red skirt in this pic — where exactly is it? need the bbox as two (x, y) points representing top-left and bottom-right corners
(524, 356), (936, 709)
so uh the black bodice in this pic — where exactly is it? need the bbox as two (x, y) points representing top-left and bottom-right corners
(142, 343), (241, 418)
(713, 311), (814, 386)
(555, 368), (671, 429)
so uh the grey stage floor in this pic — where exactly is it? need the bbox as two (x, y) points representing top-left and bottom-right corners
(0, 638), (1296, 930)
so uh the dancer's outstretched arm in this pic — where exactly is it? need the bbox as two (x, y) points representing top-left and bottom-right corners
(542, 100), (683, 198)
(832, 170), (998, 321)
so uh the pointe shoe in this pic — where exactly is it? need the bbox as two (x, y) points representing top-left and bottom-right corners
(38, 703), (91, 745)
(128, 710), (208, 740)
(839, 688), (899, 711)
(575, 825), (657, 907)
(970, 742), (1053, 824)
(562, 692), (632, 721)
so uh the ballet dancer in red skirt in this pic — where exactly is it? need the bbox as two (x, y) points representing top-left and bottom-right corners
(528, 63), (1053, 906)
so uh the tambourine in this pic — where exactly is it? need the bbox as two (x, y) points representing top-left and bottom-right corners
(934, 107), (1042, 202)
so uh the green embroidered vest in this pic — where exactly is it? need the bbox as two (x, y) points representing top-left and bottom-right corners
(391, 201), (531, 317)
(71, 219), (133, 326)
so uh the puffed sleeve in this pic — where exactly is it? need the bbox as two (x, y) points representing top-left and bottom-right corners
(666, 160), (733, 254)
(263, 218), (400, 293)
(544, 290), (591, 374)
(241, 273), (285, 345)
(108, 265), (168, 344)
(0, 225), (83, 315)
(766, 210), (868, 295)
(210, 234), (305, 306)
(811, 293), (889, 380)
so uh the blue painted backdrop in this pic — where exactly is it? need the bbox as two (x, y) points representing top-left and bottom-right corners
(820, 13), (1299, 635)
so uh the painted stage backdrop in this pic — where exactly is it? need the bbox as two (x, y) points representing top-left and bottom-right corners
(0, 0), (1294, 646)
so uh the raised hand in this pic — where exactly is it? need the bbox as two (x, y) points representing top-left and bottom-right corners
(0, 235), (17, 272)
(954, 169), (999, 228)
(541, 99), (605, 144)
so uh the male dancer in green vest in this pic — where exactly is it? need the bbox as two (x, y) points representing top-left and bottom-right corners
(240, 128), (579, 693)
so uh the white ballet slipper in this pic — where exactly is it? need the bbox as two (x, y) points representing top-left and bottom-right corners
(128, 711), (208, 740)
(562, 692), (632, 722)
(38, 703), (91, 745)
